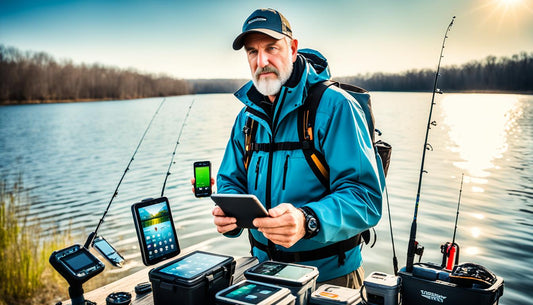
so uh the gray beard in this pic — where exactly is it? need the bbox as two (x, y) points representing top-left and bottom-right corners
(252, 64), (293, 96)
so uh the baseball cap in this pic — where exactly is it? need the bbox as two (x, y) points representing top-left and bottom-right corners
(232, 8), (293, 50)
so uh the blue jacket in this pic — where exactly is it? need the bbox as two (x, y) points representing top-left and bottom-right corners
(217, 49), (383, 281)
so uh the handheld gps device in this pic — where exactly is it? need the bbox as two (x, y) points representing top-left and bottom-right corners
(49, 244), (105, 284)
(131, 197), (180, 265)
(92, 236), (125, 268)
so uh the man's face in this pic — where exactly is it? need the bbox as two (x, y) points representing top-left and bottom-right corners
(243, 33), (298, 97)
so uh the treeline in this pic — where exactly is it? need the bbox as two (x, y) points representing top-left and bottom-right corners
(337, 51), (533, 92)
(188, 52), (533, 94)
(187, 78), (247, 94)
(0, 45), (191, 104)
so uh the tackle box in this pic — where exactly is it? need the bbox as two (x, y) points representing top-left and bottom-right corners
(243, 260), (319, 305)
(309, 284), (361, 305)
(148, 250), (235, 305)
(399, 264), (504, 305)
(216, 280), (296, 305)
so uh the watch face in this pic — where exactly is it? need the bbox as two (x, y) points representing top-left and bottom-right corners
(308, 217), (318, 231)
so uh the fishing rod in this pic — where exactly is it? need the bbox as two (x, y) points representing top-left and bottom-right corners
(441, 173), (464, 269)
(84, 98), (166, 249)
(405, 16), (455, 273)
(161, 99), (196, 197)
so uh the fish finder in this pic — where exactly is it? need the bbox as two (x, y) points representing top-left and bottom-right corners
(49, 244), (105, 304)
(49, 244), (105, 284)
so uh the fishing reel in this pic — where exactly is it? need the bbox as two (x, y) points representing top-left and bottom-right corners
(440, 242), (460, 270)
(414, 241), (425, 263)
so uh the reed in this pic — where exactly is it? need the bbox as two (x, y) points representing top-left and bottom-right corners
(0, 178), (70, 305)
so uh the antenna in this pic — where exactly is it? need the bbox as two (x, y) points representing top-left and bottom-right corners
(406, 16), (456, 273)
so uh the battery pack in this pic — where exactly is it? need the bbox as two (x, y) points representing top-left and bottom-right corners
(148, 251), (235, 305)
(363, 272), (400, 305)
(309, 284), (361, 305)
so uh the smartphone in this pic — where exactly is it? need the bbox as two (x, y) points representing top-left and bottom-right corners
(92, 236), (125, 268)
(131, 197), (180, 265)
(194, 161), (212, 197)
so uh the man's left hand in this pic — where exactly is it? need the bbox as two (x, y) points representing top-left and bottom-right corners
(253, 203), (306, 248)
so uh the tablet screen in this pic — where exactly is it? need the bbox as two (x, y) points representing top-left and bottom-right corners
(132, 198), (180, 265)
(251, 261), (312, 281)
(159, 252), (228, 279)
(219, 282), (282, 304)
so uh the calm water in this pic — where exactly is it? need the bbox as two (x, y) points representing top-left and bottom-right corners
(0, 92), (531, 304)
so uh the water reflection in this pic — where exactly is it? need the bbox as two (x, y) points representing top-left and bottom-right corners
(439, 94), (520, 179)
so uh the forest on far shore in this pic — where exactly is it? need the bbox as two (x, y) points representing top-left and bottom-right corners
(1, 45), (531, 105)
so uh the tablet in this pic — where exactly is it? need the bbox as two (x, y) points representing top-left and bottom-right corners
(131, 197), (180, 265)
(210, 194), (269, 229)
(216, 280), (290, 305)
(158, 251), (232, 280)
(244, 261), (319, 285)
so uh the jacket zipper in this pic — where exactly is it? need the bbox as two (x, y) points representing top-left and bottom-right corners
(254, 156), (262, 190)
(282, 154), (289, 190)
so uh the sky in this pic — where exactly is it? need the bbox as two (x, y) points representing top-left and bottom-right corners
(1, 0), (532, 79)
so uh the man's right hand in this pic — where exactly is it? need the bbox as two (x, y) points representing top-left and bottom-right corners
(212, 205), (238, 234)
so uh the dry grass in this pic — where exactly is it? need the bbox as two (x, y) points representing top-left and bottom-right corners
(0, 178), (71, 305)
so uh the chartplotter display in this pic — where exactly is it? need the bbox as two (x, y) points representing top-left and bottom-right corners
(132, 197), (180, 265)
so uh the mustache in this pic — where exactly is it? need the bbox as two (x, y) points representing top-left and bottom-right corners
(255, 66), (279, 78)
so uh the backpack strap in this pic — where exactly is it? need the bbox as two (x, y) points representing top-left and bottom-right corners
(297, 80), (337, 190)
(249, 231), (363, 267)
(243, 114), (258, 171)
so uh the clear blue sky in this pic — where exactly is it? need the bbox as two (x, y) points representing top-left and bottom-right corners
(1, 0), (532, 79)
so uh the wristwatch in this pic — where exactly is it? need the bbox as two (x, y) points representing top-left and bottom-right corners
(300, 207), (319, 239)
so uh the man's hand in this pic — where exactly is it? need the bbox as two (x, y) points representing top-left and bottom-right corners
(253, 203), (306, 248)
(190, 177), (215, 195)
(212, 206), (238, 234)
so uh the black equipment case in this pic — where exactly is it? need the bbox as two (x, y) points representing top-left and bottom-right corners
(399, 263), (504, 305)
(148, 250), (235, 305)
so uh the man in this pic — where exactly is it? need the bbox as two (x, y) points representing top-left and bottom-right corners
(214, 8), (383, 288)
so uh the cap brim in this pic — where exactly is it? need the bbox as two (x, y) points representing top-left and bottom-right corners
(232, 29), (287, 50)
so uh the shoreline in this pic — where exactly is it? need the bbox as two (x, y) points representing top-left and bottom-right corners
(1, 90), (532, 106)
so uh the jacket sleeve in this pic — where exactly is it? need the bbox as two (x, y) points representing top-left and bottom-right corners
(216, 110), (249, 237)
(305, 89), (384, 243)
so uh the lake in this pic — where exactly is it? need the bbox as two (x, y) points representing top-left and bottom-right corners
(0, 92), (531, 304)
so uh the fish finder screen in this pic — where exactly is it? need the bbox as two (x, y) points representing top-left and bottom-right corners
(159, 252), (227, 279)
(64, 251), (97, 273)
(252, 262), (311, 281)
(138, 201), (178, 262)
(220, 282), (281, 304)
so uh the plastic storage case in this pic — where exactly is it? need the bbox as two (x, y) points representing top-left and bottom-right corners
(216, 280), (296, 305)
(309, 284), (361, 305)
(363, 271), (400, 305)
(243, 261), (319, 305)
(148, 250), (235, 305)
